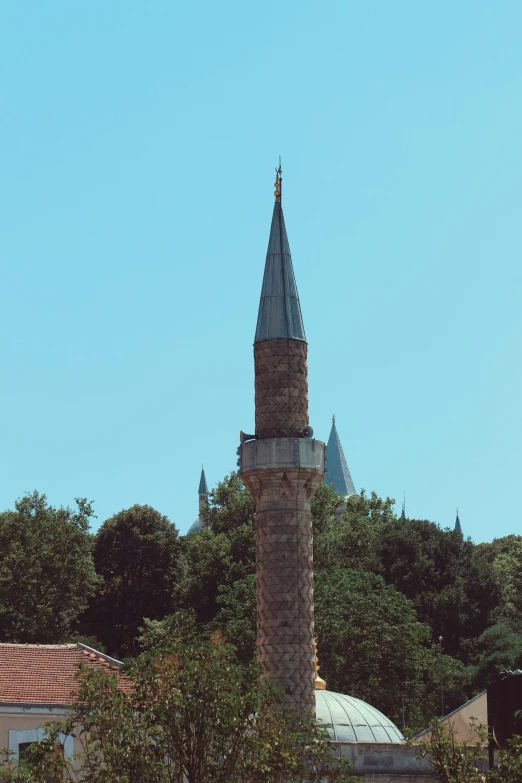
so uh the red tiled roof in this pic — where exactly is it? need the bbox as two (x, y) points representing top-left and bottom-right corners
(0, 643), (123, 705)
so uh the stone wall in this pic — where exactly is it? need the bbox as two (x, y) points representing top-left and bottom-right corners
(332, 743), (436, 780)
(242, 465), (323, 711)
(254, 338), (308, 438)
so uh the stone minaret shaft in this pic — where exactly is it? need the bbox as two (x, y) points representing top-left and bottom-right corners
(240, 168), (325, 712)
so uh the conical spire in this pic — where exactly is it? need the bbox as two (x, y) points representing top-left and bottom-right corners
(323, 415), (356, 497)
(198, 465), (208, 494)
(455, 508), (462, 534)
(254, 166), (306, 343)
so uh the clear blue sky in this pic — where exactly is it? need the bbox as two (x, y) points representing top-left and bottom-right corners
(1, 1), (521, 542)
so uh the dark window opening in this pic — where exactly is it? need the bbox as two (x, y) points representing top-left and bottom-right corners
(18, 742), (34, 761)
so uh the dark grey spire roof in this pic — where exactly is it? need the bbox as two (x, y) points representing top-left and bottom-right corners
(254, 199), (306, 343)
(198, 466), (208, 494)
(455, 510), (462, 534)
(323, 417), (356, 497)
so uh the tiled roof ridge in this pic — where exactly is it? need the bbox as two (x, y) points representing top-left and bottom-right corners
(0, 642), (129, 705)
(0, 643), (122, 667)
(77, 643), (122, 668)
(0, 642), (79, 650)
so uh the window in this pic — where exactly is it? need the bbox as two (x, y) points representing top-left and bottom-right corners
(8, 728), (73, 761)
(17, 742), (34, 761)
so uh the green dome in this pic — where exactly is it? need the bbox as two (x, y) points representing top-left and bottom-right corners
(316, 690), (404, 743)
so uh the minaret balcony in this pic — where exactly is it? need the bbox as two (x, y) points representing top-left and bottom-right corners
(238, 437), (325, 475)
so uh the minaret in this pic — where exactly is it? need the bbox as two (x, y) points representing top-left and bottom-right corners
(323, 415), (357, 502)
(198, 465), (209, 518)
(239, 166), (325, 713)
(455, 508), (462, 535)
(187, 465), (209, 534)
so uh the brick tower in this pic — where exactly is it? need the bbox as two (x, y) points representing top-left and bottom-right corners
(239, 167), (325, 713)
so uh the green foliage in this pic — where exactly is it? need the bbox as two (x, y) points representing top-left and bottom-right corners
(137, 610), (200, 653)
(375, 516), (500, 658)
(0, 633), (359, 783)
(414, 720), (522, 783)
(314, 567), (464, 732)
(413, 718), (487, 783)
(184, 479), (472, 731)
(205, 472), (256, 536)
(464, 536), (522, 692)
(464, 623), (522, 689)
(211, 574), (257, 663)
(0, 491), (99, 644)
(313, 488), (387, 572)
(310, 481), (344, 535)
(178, 474), (255, 624)
(492, 734), (522, 783)
(0, 733), (72, 783)
(85, 504), (183, 657)
(2, 476), (519, 747)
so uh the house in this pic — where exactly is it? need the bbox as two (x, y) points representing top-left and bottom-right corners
(413, 690), (488, 745)
(0, 642), (122, 761)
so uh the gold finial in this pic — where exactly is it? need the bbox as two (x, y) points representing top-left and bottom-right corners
(313, 636), (327, 690)
(274, 157), (282, 203)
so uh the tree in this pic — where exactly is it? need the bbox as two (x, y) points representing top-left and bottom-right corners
(178, 474), (255, 625)
(204, 472), (255, 537)
(210, 574), (257, 662)
(313, 488), (389, 573)
(492, 733), (522, 783)
(85, 505), (183, 657)
(0, 491), (99, 644)
(313, 567), (464, 732)
(464, 622), (522, 693)
(413, 719), (522, 783)
(1, 627), (359, 783)
(477, 535), (522, 630)
(413, 718), (487, 783)
(375, 517), (500, 659)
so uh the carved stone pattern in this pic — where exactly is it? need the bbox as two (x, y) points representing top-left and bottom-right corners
(254, 339), (308, 439)
(242, 467), (323, 712)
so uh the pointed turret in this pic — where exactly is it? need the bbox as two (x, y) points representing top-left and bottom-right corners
(455, 508), (462, 535)
(400, 492), (406, 520)
(323, 415), (356, 497)
(188, 465), (209, 534)
(254, 167), (306, 343)
(198, 466), (208, 495)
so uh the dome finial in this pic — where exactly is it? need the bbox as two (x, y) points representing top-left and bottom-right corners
(313, 637), (327, 690)
(274, 158), (282, 203)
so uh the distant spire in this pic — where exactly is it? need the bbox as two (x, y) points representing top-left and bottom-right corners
(323, 417), (356, 497)
(455, 507), (462, 535)
(400, 491), (406, 520)
(187, 466), (210, 534)
(198, 466), (208, 495)
(254, 164), (306, 343)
